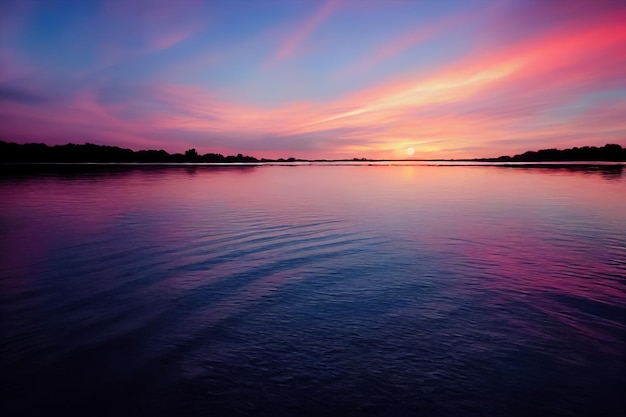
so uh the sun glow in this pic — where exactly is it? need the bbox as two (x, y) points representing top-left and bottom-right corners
(405, 147), (415, 156)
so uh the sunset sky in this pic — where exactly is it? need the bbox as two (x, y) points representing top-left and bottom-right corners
(1, 0), (625, 159)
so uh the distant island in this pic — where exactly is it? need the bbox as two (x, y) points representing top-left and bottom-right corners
(0, 141), (624, 163)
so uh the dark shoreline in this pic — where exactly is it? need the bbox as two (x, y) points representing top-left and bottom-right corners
(1, 141), (625, 164)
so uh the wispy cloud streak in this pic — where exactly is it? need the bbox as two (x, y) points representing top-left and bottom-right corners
(267, 0), (341, 65)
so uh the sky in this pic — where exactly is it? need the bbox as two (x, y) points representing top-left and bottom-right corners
(1, 0), (625, 159)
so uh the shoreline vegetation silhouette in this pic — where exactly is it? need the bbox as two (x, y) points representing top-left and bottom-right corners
(0, 140), (624, 164)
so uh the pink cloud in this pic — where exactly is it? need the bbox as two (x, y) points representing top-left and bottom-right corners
(0, 88), (161, 150)
(146, 30), (197, 54)
(0, 1), (39, 84)
(266, 0), (341, 66)
(93, 0), (205, 68)
(342, 5), (489, 75)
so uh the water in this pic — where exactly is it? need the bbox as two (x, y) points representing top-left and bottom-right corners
(1, 163), (625, 417)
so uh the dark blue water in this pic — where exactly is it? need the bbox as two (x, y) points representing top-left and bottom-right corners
(1, 164), (625, 416)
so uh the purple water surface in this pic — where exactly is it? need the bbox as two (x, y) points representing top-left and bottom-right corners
(1, 164), (625, 416)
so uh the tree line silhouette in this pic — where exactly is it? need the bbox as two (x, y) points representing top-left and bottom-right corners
(477, 144), (625, 162)
(0, 141), (260, 163)
(0, 140), (624, 163)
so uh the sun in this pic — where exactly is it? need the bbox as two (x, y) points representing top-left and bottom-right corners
(405, 147), (415, 156)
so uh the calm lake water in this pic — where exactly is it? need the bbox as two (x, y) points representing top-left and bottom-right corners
(1, 163), (625, 417)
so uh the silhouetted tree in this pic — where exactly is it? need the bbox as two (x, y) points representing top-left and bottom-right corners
(185, 148), (199, 161)
(201, 153), (225, 162)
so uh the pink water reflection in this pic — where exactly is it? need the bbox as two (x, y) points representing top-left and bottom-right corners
(1, 164), (624, 308)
